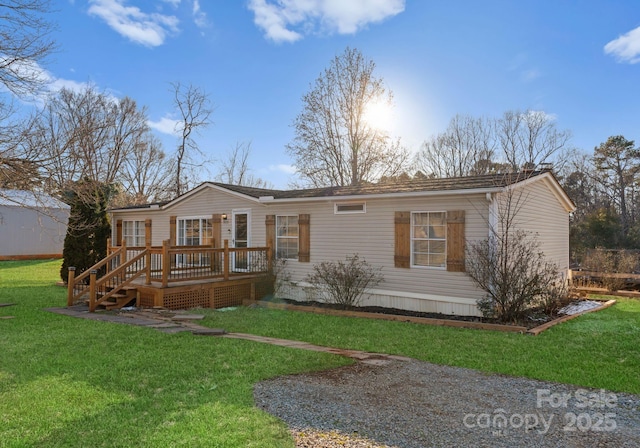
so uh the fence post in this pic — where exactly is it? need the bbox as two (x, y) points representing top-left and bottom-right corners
(224, 239), (229, 281)
(162, 240), (170, 287)
(67, 267), (76, 307)
(89, 269), (97, 312)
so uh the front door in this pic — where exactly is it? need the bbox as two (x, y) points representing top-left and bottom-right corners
(232, 210), (250, 271)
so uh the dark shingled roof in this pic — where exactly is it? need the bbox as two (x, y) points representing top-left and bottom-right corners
(211, 170), (551, 200)
(111, 170), (556, 210)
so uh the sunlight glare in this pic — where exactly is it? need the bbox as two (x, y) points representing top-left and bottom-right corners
(363, 99), (394, 132)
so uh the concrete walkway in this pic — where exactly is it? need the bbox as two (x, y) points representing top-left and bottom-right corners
(46, 306), (411, 365)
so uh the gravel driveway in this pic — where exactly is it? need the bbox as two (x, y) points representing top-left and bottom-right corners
(254, 359), (640, 448)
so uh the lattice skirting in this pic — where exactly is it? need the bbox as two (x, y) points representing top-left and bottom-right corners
(163, 289), (211, 310)
(139, 292), (155, 308)
(138, 278), (273, 310)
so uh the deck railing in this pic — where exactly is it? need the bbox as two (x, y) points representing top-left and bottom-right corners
(68, 239), (272, 311)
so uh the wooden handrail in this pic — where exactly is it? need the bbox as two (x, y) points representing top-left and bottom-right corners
(69, 240), (272, 310)
(90, 250), (148, 311)
(72, 246), (125, 286)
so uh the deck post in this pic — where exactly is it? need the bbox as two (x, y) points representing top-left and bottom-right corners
(162, 240), (170, 287)
(106, 238), (112, 274)
(145, 249), (151, 285)
(67, 267), (76, 307)
(121, 239), (127, 264)
(223, 239), (230, 281)
(89, 269), (97, 312)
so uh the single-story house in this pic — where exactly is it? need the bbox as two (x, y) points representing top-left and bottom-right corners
(0, 189), (70, 260)
(109, 170), (575, 316)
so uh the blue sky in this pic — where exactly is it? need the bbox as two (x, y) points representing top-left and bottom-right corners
(41, 1), (640, 188)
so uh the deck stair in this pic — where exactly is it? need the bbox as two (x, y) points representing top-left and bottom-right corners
(68, 242), (149, 312)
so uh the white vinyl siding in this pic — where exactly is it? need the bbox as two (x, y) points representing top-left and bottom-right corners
(276, 215), (298, 259)
(411, 211), (446, 268)
(109, 175), (571, 316)
(122, 220), (145, 247)
(499, 179), (571, 273)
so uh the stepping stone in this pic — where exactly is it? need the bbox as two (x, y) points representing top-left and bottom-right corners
(148, 322), (182, 328)
(0, 303), (16, 307)
(191, 328), (226, 336)
(0, 316), (15, 319)
(361, 358), (393, 366)
(157, 327), (192, 334)
(171, 314), (205, 321)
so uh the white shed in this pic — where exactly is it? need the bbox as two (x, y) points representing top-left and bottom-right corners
(0, 189), (70, 260)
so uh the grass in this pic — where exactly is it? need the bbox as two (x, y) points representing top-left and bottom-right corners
(200, 299), (640, 395)
(0, 260), (351, 447)
(2, 261), (639, 447)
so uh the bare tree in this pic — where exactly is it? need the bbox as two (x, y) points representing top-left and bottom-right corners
(118, 135), (174, 205)
(498, 110), (572, 172)
(287, 47), (409, 187)
(415, 114), (497, 177)
(31, 86), (154, 203)
(216, 141), (273, 188)
(171, 81), (213, 196)
(0, 1), (55, 198)
(417, 110), (573, 178)
(23, 85), (167, 240)
(0, 0), (56, 98)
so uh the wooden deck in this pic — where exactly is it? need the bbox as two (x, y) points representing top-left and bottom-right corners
(131, 274), (272, 310)
(67, 240), (273, 311)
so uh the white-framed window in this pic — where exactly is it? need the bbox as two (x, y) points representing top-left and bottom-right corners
(276, 215), (298, 259)
(334, 202), (366, 214)
(177, 217), (213, 246)
(122, 220), (145, 247)
(411, 211), (446, 268)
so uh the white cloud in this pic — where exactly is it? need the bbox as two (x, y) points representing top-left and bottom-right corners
(604, 26), (640, 64)
(248, 0), (405, 43)
(268, 163), (297, 174)
(0, 55), (92, 106)
(162, 0), (181, 6)
(192, 0), (209, 29)
(148, 116), (181, 135)
(88, 0), (180, 47)
(49, 77), (91, 94)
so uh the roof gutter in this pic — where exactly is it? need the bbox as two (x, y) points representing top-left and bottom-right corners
(257, 186), (506, 204)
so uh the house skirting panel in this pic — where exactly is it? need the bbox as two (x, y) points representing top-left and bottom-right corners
(278, 282), (482, 317)
(136, 277), (273, 310)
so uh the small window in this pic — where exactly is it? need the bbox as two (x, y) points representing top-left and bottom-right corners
(276, 215), (299, 259)
(122, 220), (145, 247)
(411, 211), (446, 268)
(335, 202), (366, 214)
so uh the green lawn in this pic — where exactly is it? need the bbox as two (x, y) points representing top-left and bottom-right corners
(0, 260), (351, 447)
(2, 260), (639, 447)
(199, 299), (640, 395)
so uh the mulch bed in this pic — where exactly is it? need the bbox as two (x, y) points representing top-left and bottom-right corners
(255, 297), (616, 334)
(280, 299), (551, 330)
